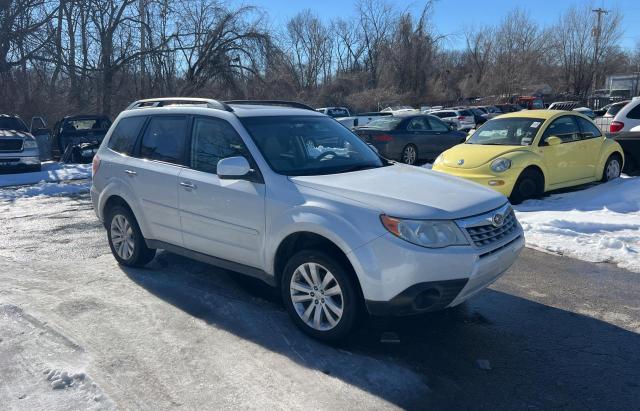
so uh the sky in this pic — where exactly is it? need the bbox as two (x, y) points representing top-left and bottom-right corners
(241, 0), (640, 51)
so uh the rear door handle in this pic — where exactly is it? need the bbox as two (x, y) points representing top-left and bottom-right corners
(124, 169), (137, 176)
(180, 181), (196, 190)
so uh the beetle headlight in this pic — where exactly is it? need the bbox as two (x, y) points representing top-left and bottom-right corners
(23, 139), (38, 149)
(380, 215), (468, 248)
(490, 158), (511, 173)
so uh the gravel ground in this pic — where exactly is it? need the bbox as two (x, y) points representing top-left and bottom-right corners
(1, 188), (638, 410)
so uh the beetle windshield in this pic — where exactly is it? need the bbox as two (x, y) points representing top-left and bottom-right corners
(466, 117), (544, 146)
(241, 116), (386, 176)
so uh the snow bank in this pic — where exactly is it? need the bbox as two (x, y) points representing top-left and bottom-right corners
(515, 176), (640, 272)
(0, 181), (91, 201)
(0, 162), (91, 188)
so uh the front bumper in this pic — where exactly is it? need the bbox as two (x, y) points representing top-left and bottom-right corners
(0, 155), (41, 172)
(353, 224), (524, 316)
(432, 164), (519, 197)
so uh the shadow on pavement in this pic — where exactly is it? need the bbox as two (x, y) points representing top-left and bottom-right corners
(122, 251), (640, 410)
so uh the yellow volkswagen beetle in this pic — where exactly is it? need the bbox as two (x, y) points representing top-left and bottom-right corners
(432, 110), (624, 203)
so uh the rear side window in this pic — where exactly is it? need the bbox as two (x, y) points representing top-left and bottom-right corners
(576, 117), (602, 139)
(140, 116), (188, 164)
(107, 116), (146, 155)
(190, 117), (249, 174)
(626, 103), (640, 120)
(407, 117), (429, 131)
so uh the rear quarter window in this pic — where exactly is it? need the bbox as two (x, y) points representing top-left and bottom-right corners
(626, 103), (640, 120)
(107, 116), (146, 155)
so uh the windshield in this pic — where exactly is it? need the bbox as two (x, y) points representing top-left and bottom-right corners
(241, 116), (385, 176)
(607, 102), (628, 117)
(64, 118), (110, 131)
(466, 117), (544, 146)
(0, 117), (28, 132)
(363, 117), (402, 130)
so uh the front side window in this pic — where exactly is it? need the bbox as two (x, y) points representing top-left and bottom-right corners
(576, 117), (602, 139)
(190, 117), (249, 174)
(108, 116), (146, 155)
(466, 117), (543, 146)
(140, 116), (188, 164)
(541, 116), (581, 144)
(241, 116), (385, 176)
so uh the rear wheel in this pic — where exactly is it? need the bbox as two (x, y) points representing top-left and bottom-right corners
(601, 154), (622, 182)
(106, 205), (156, 267)
(281, 250), (360, 341)
(510, 169), (544, 204)
(401, 144), (418, 165)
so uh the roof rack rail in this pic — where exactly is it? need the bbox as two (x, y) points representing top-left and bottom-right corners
(224, 100), (315, 111)
(126, 97), (233, 112)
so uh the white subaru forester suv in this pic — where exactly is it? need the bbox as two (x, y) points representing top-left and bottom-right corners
(91, 98), (524, 341)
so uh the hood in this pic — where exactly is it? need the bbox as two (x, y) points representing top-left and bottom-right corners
(290, 164), (506, 220)
(440, 144), (528, 169)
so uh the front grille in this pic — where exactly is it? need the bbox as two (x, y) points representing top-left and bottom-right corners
(0, 139), (23, 152)
(465, 209), (518, 248)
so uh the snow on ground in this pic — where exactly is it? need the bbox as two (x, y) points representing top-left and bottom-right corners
(0, 162), (91, 188)
(0, 181), (91, 201)
(514, 176), (640, 273)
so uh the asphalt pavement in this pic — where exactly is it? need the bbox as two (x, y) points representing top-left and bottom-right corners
(0, 190), (638, 410)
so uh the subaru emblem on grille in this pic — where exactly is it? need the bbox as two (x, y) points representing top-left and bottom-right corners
(492, 213), (504, 227)
(457, 159), (464, 165)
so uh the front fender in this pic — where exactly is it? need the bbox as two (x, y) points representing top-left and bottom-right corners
(501, 151), (548, 190)
(265, 205), (384, 276)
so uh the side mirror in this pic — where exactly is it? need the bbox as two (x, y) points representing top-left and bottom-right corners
(544, 136), (562, 146)
(217, 156), (253, 180)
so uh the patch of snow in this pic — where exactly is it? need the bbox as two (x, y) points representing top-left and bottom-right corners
(515, 176), (640, 272)
(0, 162), (91, 188)
(0, 181), (91, 201)
(421, 163), (433, 169)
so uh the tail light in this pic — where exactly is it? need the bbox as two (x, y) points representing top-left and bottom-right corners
(609, 121), (624, 133)
(92, 154), (101, 176)
(374, 134), (393, 142)
(458, 116), (465, 121)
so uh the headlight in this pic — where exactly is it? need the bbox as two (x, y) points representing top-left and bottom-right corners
(23, 140), (38, 149)
(490, 158), (511, 173)
(380, 215), (468, 248)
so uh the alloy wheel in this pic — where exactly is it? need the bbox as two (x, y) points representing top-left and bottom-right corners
(606, 159), (621, 180)
(289, 262), (344, 331)
(110, 214), (135, 260)
(402, 145), (417, 165)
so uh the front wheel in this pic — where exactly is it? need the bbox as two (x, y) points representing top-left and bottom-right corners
(601, 154), (622, 182)
(401, 144), (418, 165)
(106, 206), (156, 267)
(281, 250), (360, 341)
(509, 169), (544, 204)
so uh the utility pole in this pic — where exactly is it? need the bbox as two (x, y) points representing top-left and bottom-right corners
(139, 0), (147, 96)
(591, 7), (608, 96)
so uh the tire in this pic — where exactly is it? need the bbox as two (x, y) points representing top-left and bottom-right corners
(601, 154), (622, 182)
(281, 250), (360, 341)
(509, 168), (544, 205)
(401, 144), (418, 165)
(106, 205), (156, 267)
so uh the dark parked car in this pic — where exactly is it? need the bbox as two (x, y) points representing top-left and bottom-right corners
(469, 107), (488, 125)
(353, 114), (467, 165)
(52, 115), (112, 160)
(610, 131), (640, 175)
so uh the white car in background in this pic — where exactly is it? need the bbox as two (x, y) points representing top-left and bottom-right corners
(429, 109), (476, 131)
(91, 97), (524, 341)
(610, 97), (640, 133)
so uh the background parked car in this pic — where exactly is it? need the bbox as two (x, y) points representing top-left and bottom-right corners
(610, 97), (640, 133)
(0, 114), (42, 172)
(611, 128), (640, 174)
(429, 109), (476, 130)
(52, 115), (112, 160)
(594, 100), (629, 132)
(468, 107), (489, 125)
(354, 114), (466, 165)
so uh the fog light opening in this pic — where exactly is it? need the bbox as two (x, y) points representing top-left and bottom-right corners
(413, 288), (441, 310)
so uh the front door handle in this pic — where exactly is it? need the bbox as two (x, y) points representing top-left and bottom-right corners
(124, 169), (137, 176)
(180, 181), (196, 190)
